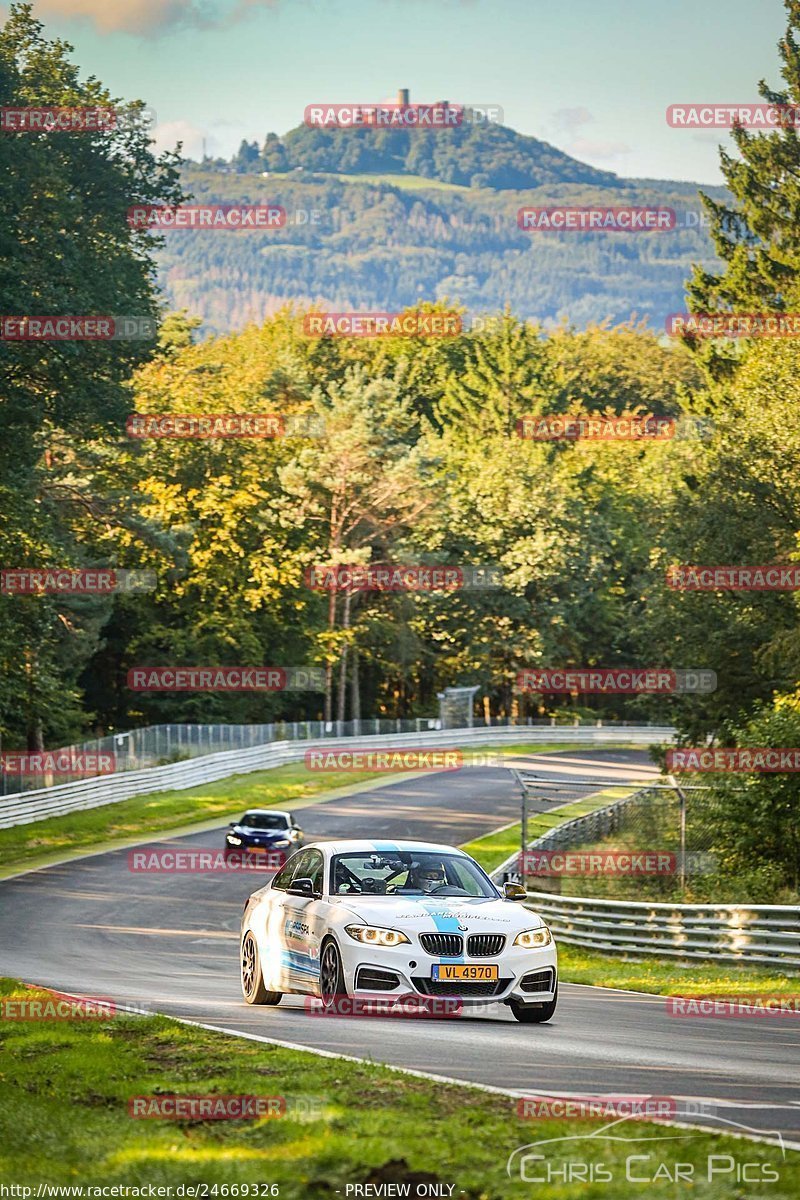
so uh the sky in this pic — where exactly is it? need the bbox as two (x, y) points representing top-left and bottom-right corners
(11, 0), (791, 183)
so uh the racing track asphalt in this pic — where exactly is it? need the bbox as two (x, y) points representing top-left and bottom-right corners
(0, 749), (798, 1147)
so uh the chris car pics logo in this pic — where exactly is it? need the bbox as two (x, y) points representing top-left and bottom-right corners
(507, 1113), (784, 1185)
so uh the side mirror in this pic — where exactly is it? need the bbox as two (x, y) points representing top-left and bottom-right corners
(503, 881), (527, 902)
(228, 821), (237, 829)
(287, 877), (316, 897)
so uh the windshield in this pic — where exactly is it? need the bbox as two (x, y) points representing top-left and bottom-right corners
(239, 813), (288, 830)
(330, 851), (498, 898)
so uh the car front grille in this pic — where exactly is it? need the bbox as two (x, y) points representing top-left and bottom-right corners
(467, 934), (505, 956)
(520, 968), (556, 993)
(419, 933), (463, 956)
(412, 978), (510, 998)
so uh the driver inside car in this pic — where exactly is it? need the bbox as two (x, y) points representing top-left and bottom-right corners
(408, 862), (447, 894)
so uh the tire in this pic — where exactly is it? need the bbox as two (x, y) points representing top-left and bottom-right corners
(510, 985), (558, 1024)
(319, 939), (347, 1010)
(241, 931), (282, 1006)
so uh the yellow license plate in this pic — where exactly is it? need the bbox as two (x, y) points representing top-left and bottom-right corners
(432, 963), (498, 982)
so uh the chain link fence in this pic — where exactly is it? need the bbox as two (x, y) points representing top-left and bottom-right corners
(0, 715), (667, 797)
(520, 784), (720, 901)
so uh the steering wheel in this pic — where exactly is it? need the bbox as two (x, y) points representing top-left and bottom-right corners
(360, 876), (385, 894)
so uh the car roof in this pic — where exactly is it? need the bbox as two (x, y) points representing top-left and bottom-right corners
(240, 809), (291, 818)
(305, 839), (468, 856)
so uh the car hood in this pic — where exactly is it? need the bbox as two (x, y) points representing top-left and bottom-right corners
(236, 826), (289, 839)
(333, 895), (545, 933)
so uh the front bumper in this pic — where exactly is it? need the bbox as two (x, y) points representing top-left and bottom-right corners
(224, 841), (288, 868)
(338, 938), (557, 1006)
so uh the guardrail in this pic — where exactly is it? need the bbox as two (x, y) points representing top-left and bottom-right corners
(523, 891), (800, 968)
(0, 724), (675, 830)
(0, 716), (673, 796)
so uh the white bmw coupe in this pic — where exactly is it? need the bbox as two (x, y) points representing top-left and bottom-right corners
(240, 839), (557, 1023)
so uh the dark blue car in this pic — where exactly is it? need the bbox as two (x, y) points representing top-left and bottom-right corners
(224, 808), (304, 867)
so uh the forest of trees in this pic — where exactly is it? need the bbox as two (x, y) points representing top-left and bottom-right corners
(154, 166), (724, 335)
(4, 0), (800, 841)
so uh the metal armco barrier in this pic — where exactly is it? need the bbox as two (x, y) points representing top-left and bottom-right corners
(524, 891), (800, 968)
(0, 724), (675, 829)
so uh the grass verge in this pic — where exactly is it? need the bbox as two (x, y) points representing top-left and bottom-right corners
(556, 943), (799, 996)
(0, 979), (794, 1197)
(0, 762), (405, 877)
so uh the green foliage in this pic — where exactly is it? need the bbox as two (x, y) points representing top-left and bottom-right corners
(687, 1), (800, 375)
(696, 691), (800, 895)
(278, 117), (620, 189)
(0, 3), (183, 748)
(157, 166), (724, 335)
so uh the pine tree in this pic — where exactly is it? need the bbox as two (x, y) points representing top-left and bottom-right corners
(687, 1), (800, 374)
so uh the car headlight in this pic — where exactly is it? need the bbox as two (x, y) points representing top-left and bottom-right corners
(226, 835), (242, 846)
(345, 925), (410, 947)
(513, 927), (552, 948)
(272, 839), (290, 848)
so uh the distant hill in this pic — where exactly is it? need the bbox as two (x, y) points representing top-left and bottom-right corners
(154, 112), (726, 336)
(252, 118), (622, 190)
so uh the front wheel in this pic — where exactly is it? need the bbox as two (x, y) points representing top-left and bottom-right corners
(241, 931), (282, 1005)
(509, 985), (557, 1024)
(319, 939), (346, 1010)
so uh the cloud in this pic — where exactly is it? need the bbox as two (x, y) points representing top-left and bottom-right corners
(566, 136), (632, 162)
(152, 118), (206, 157)
(550, 106), (594, 131)
(33, 0), (279, 35)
